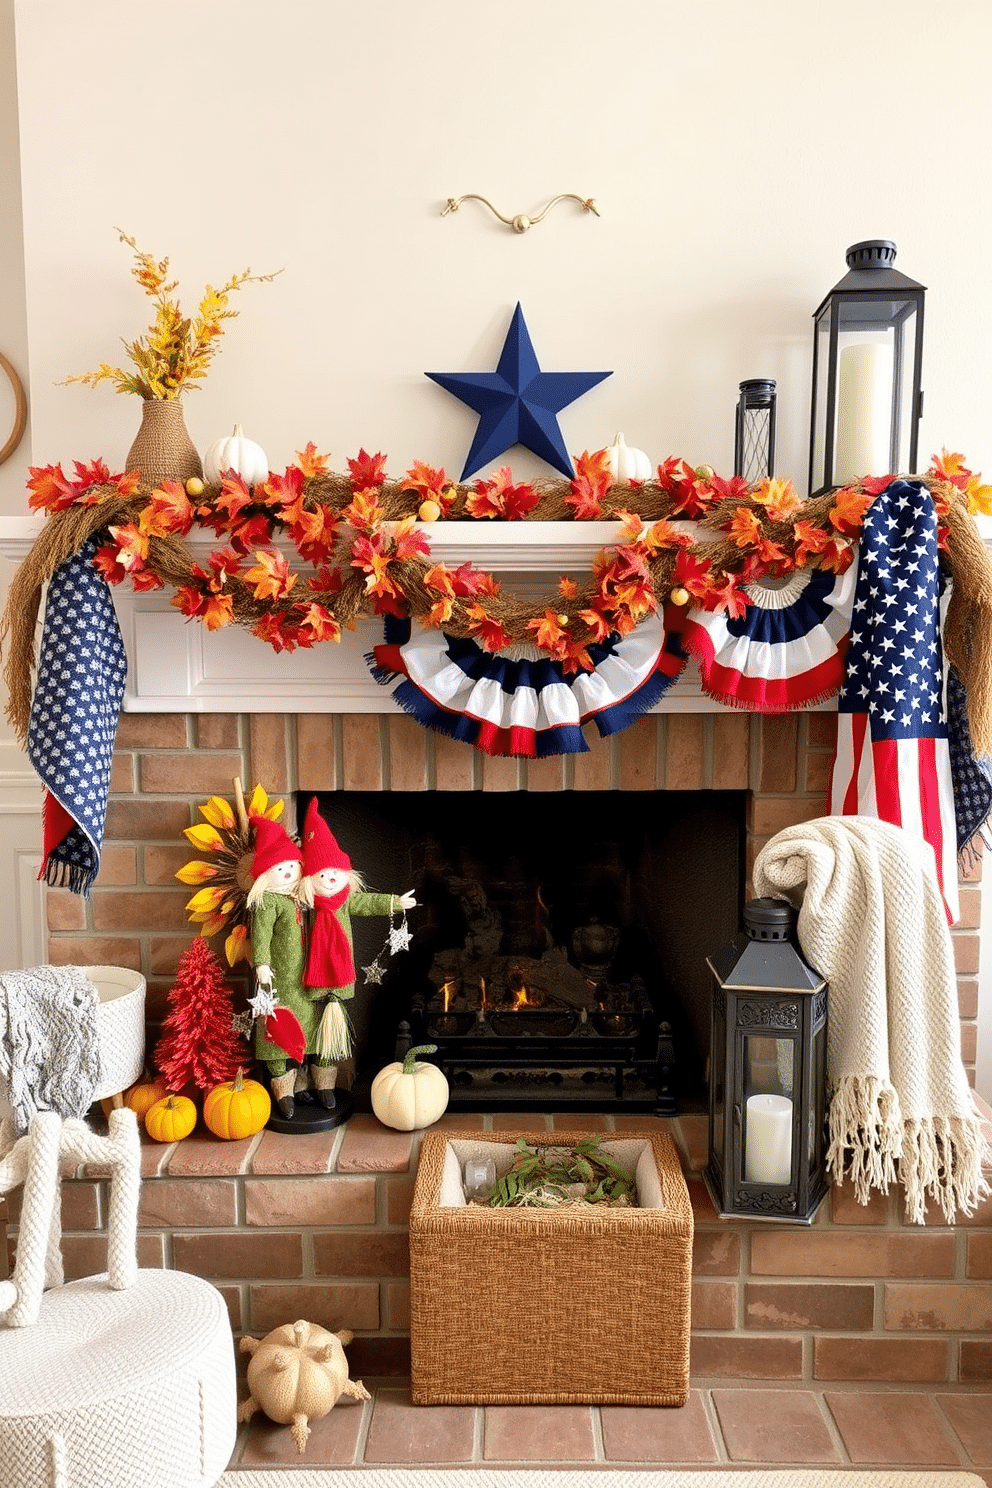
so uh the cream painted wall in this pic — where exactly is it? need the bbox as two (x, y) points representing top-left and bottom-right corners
(9, 0), (992, 499)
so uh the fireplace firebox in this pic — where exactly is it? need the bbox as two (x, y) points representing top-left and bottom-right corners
(299, 789), (746, 1113)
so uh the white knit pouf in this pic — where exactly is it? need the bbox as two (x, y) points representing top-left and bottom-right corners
(0, 1267), (237, 1488)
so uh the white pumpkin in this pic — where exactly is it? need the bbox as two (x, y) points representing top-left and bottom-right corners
(202, 423), (269, 486)
(606, 432), (653, 484)
(371, 1043), (449, 1131)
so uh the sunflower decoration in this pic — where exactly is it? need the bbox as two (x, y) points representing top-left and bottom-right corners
(176, 779), (286, 965)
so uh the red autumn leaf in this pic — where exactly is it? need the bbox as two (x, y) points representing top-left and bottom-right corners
(230, 511), (275, 553)
(859, 474), (895, 496)
(190, 547), (241, 593)
(818, 537), (855, 574)
(71, 457), (112, 489)
(307, 566), (344, 594)
(559, 638), (597, 674)
(129, 567), (166, 592)
(294, 602), (341, 645)
(347, 448), (388, 489)
(577, 607), (614, 644)
(351, 534), (400, 600)
(466, 468), (539, 520)
(92, 544), (128, 584)
(708, 473), (753, 504)
(243, 549), (297, 601)
(285, 502), (338, 566)
(755, 536), (791, 570)
(257, 465), (305, 511)
(792, 519), (832, 567)
(215, 470), (253, 518)
(139, 479), (194, 538)
(703, 573), (750, 619)
(294, 441), (332, 477)
(172, 584), (209, 619)
(672, 549), (713, 599)
(251, 611), (291, 651)
(392, 516), (432, 561)
(829, 486), (873, 537)
(566, 448), (613, 518)
(465, 604), (513, 652)
(928, 449), (971, 491)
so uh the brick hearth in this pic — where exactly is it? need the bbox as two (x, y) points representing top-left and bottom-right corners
(34, 708), (990, 1383)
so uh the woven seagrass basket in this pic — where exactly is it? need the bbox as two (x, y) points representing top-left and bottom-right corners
(409, 1128), (693, 1406)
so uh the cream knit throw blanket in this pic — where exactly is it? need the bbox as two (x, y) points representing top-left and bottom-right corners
(753, 815), (990, 1224)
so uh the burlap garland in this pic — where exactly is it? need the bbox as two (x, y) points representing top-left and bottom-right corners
(5, 472), (991, 757)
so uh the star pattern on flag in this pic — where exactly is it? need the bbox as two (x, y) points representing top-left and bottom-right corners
(27, 538), (128, 890)
(837, 483), (943, 735)
(426, 303), (612, 480)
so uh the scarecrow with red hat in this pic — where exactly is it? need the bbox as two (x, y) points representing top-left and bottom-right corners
(245, 813), (312, 1116)
(295, 796), (416, 1116)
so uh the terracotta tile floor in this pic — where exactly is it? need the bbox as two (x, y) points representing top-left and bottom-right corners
(227, 1381), (992, 1479)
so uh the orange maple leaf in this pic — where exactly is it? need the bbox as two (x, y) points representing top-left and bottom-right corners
(727, 506), (764, 548)
(558, 576), (579, 601)
(929, 449), (970, 489)
(27, 464), (76, 513)
(466, 468), (539, 520)
(392, 516), (432, 561)
(257, 465), (305, 511)
(752, 477), (803, 522)
(525, 609), (569, 655)
(829, 486), (873, 537)
(243, 549), (298, 601)
(294, 602), (341, 645)
(424, 564), (455, 597)
(566, 448), (613, 518)
(792, 519), (832, 568)
(577, 608), (614, 644)
(139, 479), (194, 538)
(818, 537), (855, 574)
(294, 442), (331, 477)
(643, 518), (692, 555)
(703, 573), (750, 619)
(426, 597), (455, 628)
(400, 460), (450, 503)
(343, 487), (385, 532)
(201, 592), (235, 631)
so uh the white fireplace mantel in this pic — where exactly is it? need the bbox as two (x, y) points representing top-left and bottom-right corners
(0, 515), (754, 714)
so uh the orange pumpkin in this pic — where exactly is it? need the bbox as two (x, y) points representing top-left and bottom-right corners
(144, 1093), (198, 1143)
(100, 1075), (168, 1119)
(203, 1068), (271, 1140)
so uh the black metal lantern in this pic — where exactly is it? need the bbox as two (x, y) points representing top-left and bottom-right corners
(734, 378), (777, 483)
(705, 898), (828, 1223)
(808, 239), (925, 497)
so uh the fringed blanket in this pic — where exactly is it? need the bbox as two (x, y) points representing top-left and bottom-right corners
(753, 816), (989, 1224)
(0, 966), (102, 1135)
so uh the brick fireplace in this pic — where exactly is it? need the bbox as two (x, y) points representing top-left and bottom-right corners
(30, 704), (990, 1387)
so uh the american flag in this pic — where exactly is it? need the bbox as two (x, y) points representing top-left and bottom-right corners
(829, 479), (959, 922)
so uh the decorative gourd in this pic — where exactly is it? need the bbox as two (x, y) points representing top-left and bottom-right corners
(203, 1067), (271, 1140)
(202, 423), (269, 486)
(370, 1043), (448, 1131)
(238, 1320), (371, 1454)
(101, 1076), (168, 1118)
(144, 1093), (198, 1143)
(605, 432), (652, 484)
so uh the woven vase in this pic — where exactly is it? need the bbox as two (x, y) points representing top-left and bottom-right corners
(125, 398), (202, 488)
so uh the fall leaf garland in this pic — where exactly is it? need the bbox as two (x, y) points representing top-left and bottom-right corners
(7, 443), (992, 745)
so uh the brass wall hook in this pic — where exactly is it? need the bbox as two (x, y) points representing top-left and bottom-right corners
(441, 194), (600, 234)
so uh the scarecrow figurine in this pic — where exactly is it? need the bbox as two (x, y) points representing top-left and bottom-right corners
(297, 797), (416, 1114)
(246, 814), (308, 1118)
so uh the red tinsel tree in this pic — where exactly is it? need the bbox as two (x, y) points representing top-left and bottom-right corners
(155, 938), (251, 1092)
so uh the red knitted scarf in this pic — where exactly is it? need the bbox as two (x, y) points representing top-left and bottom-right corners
(304, 887), (355, 990)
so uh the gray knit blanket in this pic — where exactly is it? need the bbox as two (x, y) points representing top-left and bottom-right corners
(0, 966), (102, 1134)
(754, 815), (990, 1224)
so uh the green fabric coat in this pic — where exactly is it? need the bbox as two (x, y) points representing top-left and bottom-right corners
(252, 889), (398, 1069)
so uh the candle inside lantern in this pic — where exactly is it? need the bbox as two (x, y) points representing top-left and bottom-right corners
(834, 341), (893, 484)
(744, 1093), (793, 1185)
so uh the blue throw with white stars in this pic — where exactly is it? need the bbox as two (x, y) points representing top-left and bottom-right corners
(27, 538), (127, 895)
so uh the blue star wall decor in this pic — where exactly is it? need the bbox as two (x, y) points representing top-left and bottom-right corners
(426, 303), (612, 480)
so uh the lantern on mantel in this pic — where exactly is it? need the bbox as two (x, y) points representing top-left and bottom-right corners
(734, 378), (777, 483)
(808, 239), (926, 497)
(705, 898), (828, 1224)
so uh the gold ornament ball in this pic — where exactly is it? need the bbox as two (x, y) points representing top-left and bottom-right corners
(419, 499), (441, 522)
(186, 476), (205, 496)
(670, 586), (690, 607)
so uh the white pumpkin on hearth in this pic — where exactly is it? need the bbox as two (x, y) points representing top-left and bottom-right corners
(371, 1043), (449, 1130)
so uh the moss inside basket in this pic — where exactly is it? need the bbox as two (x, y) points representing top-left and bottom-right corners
(478, 1136), (637, 1209)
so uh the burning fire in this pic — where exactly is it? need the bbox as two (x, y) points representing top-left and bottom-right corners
(441, 980), (455, 1012)
(478, 977), (488, 1011)
(508, 966), (539, 1009)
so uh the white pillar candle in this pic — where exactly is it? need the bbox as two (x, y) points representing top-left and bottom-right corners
(745, 1092), (793, 1185)
(834, 341), (893, 485)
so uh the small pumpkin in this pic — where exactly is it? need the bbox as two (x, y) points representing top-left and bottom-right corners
(203, 1067), (271, 1140)
(605, 431), (653, 484)
(370, 1043), (448, 1131)
(100, 1075), (168, 1120)
(144, 1093), (198, 1143)
(202, 423), (269, 486)
(238, 1321), (370, 1455)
